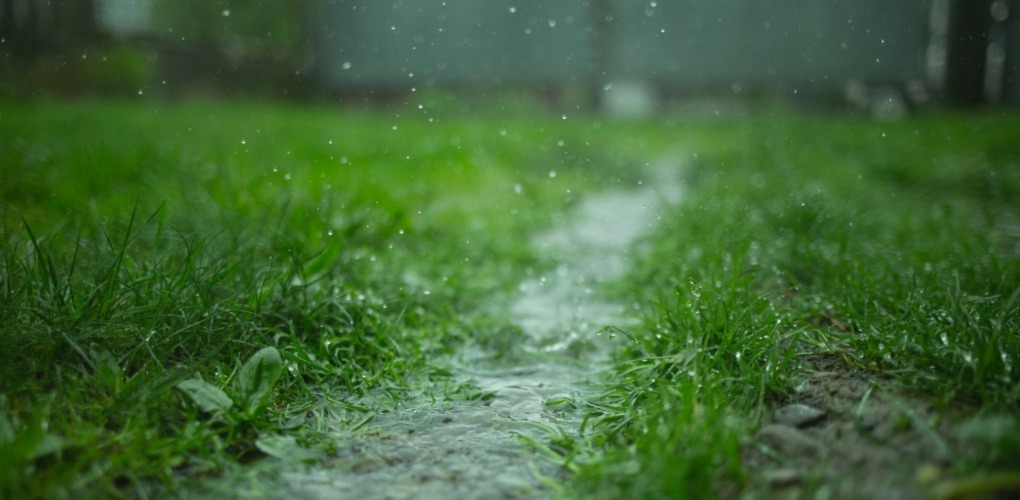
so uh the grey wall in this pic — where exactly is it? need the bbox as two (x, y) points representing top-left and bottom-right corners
(608, 0), (929, 86)
(312, 1), (594, 86)
(311, 0), (931, 90)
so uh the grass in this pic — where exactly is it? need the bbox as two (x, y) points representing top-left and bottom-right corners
(0, 99), (643, 496)
(1, 99), (1018, 498)
(565, 115), (1020, 497)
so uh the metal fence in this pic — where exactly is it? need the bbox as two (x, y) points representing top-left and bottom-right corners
(309, 0), (931, 93)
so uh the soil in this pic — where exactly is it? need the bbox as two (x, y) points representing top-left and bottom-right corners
(743, 354), (954, 499)
(266, 160), (686, 499)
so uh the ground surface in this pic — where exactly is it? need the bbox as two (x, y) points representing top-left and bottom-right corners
(2, 100), (1018, 498)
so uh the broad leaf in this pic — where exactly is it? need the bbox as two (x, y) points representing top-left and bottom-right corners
(234, 347), (284, 415)
(177, 379), (233, 413)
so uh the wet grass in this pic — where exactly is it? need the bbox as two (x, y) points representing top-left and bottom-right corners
(0, 99), (640, 497)
(566, 114), (1020, 497)
(3, 100), (1018, 498)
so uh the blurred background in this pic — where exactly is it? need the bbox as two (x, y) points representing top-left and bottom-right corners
(1, 0), (1018, 115)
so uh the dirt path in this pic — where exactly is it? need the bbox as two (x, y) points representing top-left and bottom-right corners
(266, 162), (685, 499)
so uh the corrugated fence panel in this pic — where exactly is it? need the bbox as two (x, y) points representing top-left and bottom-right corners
(609, 0), (930, 86)
(314, 0), (594, 86)
(313, 0), (931, 89)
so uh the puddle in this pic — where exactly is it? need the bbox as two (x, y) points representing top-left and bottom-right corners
(271, 161), (684, 499)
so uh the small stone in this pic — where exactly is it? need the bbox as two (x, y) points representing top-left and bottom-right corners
(774, 404), (826, 428)
(756, 424), (825, 458)
(764, 468), (802, 486)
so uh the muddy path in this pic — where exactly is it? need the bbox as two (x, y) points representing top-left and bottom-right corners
(266, 161), (685, 499)
(189, 153), (998, 499)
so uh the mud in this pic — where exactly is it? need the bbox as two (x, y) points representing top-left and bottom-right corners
(744, 355), (953, 499)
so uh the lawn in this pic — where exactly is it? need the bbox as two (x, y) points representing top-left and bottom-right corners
(1, 100), (1018, 498)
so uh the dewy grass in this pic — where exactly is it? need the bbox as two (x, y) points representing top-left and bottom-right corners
(2, 101), (1018, 497)
(0, 100), (638, 496)
(565, 115), (1020, 497)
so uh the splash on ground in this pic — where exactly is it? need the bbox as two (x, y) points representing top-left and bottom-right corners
(266, 161), (685, 499)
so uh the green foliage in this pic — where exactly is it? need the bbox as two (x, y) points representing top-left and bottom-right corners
(2, 101), (1018, 497)
(566, 114), (1020, 496)
(177, 379), (233, 414)
(0, 99), (628, 496)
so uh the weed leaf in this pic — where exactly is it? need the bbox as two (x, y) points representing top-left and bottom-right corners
(234, 347), (283, 416)
(177, 379), (233, 413)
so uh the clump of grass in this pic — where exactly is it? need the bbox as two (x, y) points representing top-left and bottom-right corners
(0, 99), (648, 496)
(566, 114), (1020, 496)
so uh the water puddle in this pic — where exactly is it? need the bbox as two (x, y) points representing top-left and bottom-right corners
(275, 161), (684, 499)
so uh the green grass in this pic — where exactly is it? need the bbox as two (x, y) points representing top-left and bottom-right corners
(565, 115), (1020, 497)
(2, 100), (1018, 498)
(0, 99), (643, 496)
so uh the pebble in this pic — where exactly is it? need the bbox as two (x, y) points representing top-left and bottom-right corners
(763, 468), (802, 486)
(773, 404), (826, 428)
(756, 424), (826, 458)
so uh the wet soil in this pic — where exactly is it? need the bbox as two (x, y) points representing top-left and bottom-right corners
(744, 355), (954, 499)
(272, 161), (685, 499)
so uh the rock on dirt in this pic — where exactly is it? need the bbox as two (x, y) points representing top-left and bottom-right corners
(756, 424), (826, 459)
(773, 404), (826, 428)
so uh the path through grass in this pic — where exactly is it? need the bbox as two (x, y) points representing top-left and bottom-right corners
(2, 101), (1018, 498)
